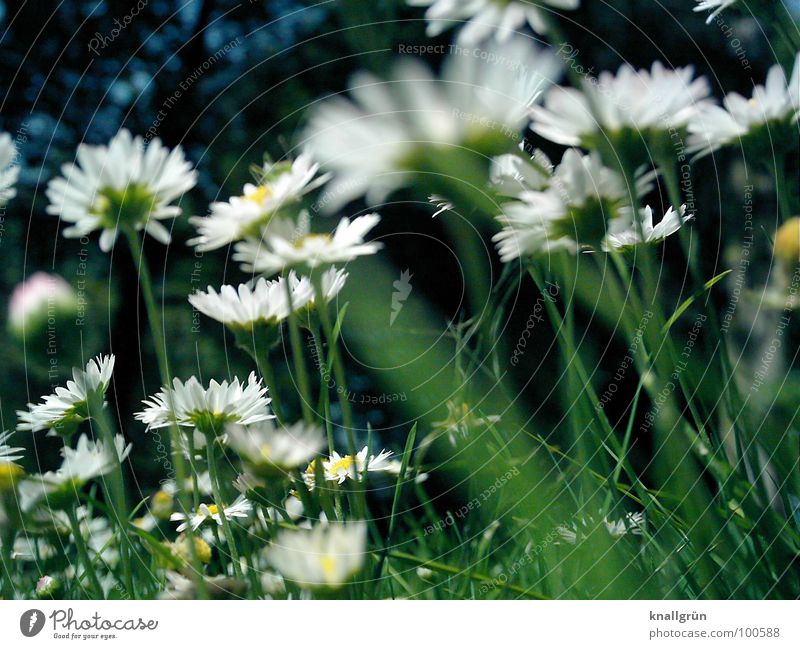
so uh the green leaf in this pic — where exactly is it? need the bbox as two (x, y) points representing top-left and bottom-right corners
(661, 270), (732, 335)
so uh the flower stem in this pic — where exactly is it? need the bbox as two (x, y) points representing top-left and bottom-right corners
(124, 227), (206, 596)
(87, 392), (134, 597)
(283, 280), (314, 423)
(67, 504), (105, 599)
(775, 158), (794, 222)
(311, 325), (336, 454)
(204, 438), (243, 579)
(312, 276), (355, 456)
(0, 529), (16, 599)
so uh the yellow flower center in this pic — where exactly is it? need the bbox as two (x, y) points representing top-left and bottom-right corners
(320, 555), (336, 581)
(0, 463), (23, 490)
(294, 233), (332, 248)
(259, 443), (273, 460)
(244, 184), (273, 204)
(205, 504), (220, 516)
(328, 455), (353, 476)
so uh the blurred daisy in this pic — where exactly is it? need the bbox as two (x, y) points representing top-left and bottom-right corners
(603, 205), (692, 251)
(46, 129), (197, 252)
(694, 0), (737, 22)
(530, 62), (712, 150)
(304, 35), (559, 211)
(688, 53), (800, 156)
(408, 0), (580, 43)
(135, 372), (273, 433)
(17, 355), (115, 436)
(431, 400), (501, 445)
(490, 147), (553, 198)
(234, 214), (382, 276)
(557, 510), (645, 544)
(268, 520), (366, 589)
(170, 495), (252, 532)
(492, 149), (653, 259)
(188, 152), (329, 252)
(21, 434), (132, 509)
(227, 420), (326, 477)
(8, 273), (77, 339)
(55, 434), (131, 485)
(0, 132), (19, 204)
(304, 446), (393, 488)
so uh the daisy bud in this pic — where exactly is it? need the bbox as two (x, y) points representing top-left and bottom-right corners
(35, 575), (61, 598)
(8, 273), (77, 340)
(774, 217), (800, 267)
(170, 535), (212, 566)
(416, 567), (433, 580)
(150, 489), (174, 520)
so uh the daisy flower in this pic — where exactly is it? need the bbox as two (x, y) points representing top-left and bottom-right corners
(227, 420), (326, 477)
(491, 149), (654, 259)
(0, 132), (19, 204)
(304, 35), (559, 211)
(21, 434), (132, 509)
(17, 355), (115, 436)
(408, 0), (580, 43)
(189, 267), (349, 333)
(694, 0), (737, 22)
(234, 213), (383, 276)
(688, 53), (800, 157)
(45, 129), (197, 252)
(189, 273), (314, 332)
(304, 446), (393, 488)
(8, 272), (77, 338)
(267, 520), (366, 589)
(188, 152), (330, 252)
(135, 372), (273, 434)
(529, 62), (712, 152)
(170, 494), (252, 532)
(603, 205), (692, 251)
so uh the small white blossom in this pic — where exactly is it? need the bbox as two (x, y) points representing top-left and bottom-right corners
(694, 0), (737, 23)
(688, 53), (800, 156)
(170, 495), (252, 532)
(603, 205), (692, 251)
(492, 149), (654, 259)
(188, 267), (348, 331)
(234, 214), (382, 276)
(227, 420), (326, 476)
(304, 446), (393, 488)
(188, 152), (329, 252)
(46, 129), (197, 252)
(17, 355), (115, 435)
(268, 520), (367, 589)
(0, 132), (20, 204)
(530, 62), (712, 147)
(135, 372), (273, 433)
